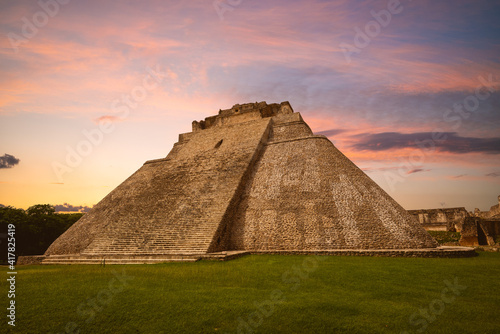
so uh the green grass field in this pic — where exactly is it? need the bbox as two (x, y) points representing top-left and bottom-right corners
(2, 253), (499, 334)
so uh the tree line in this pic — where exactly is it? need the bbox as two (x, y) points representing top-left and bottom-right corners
(1, 204), (83, 262)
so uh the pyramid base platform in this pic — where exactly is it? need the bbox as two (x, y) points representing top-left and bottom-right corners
(17, 247), (476, 265)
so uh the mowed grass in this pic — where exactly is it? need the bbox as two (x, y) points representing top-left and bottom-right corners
(2, 253), (500, 334)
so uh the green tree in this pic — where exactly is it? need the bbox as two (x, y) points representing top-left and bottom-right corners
(1, 205), (83, 262)
(26, 204), (56, 216)
(1, 206), (28, 263)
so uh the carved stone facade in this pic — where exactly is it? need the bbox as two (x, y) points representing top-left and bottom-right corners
(407, 208), (469, 231)
(43, 101), (470, 264)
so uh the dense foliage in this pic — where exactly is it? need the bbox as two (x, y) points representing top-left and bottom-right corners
(0, 204), (83, 261)
(427, 231), (462, 245)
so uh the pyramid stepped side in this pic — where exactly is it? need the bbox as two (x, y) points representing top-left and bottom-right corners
(45, 117), (272, 256)
(42, 101), (444, 263)
(227, 113), (438, 250)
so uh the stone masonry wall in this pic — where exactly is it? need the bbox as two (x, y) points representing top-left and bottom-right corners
(46, 118), (272, 255)
(408, 208), (469, 231)
(474, 195), (500, 218)
(227, 117), (437, 250)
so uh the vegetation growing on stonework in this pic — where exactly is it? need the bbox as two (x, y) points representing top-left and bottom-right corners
(427, 231), (462, 245)
(0, 204), (82, 262)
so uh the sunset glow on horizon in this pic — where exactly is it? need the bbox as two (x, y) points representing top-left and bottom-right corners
(1, 0), (499, 212)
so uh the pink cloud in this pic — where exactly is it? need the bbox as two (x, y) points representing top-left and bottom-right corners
(407, 168), (431, 175)
(94, 115), (122, 124)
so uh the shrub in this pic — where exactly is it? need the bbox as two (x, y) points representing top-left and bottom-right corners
(427, 231), (461, 244)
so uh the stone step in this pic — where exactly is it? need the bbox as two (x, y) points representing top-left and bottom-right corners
(89, 240), (211, 245)
(86, 245), (209, 252)
(84, 245), (209, 250)
(82, 222), (221, 254)
(42, 258), (200, 264)
(42, 254), (203, 264)
(88, 241), (210, 245)
(40, 251), (251, 265)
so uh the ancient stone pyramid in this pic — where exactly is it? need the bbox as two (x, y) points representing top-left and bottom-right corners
(45, 101), (440, 262)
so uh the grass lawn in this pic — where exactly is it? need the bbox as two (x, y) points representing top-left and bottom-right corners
(2, 252), (499, 334)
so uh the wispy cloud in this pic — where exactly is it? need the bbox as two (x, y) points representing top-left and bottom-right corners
(362, 166), (401, 172)
(316, 128), (348, 137)
(407, 168), (431, 175)
(351, 132), (500, 154)
(94, 115), (123, 124)
(0, 0), (499, 210)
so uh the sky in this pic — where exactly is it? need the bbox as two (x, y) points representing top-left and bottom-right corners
(0, 0), (499, 212)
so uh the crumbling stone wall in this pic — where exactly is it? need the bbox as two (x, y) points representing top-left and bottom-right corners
(458, 196), (500, 246)
(408, 208), (469, 231)
(459, 217), (500, 246)
(474, 195), (500, 219)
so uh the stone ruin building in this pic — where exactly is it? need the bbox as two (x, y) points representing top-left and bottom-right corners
(37, 101), (475, 264)
(474, 195), (500, 219)
(408, 196), (500, 247)
(408, 207), (469, 232)
(459, 195), (500, 247)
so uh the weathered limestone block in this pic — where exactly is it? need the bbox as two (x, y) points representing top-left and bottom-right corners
(474, 195), (500, 218)
(408, 208), (469, 232)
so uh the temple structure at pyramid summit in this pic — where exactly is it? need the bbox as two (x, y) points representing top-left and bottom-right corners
(38, 101), (475, 264)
